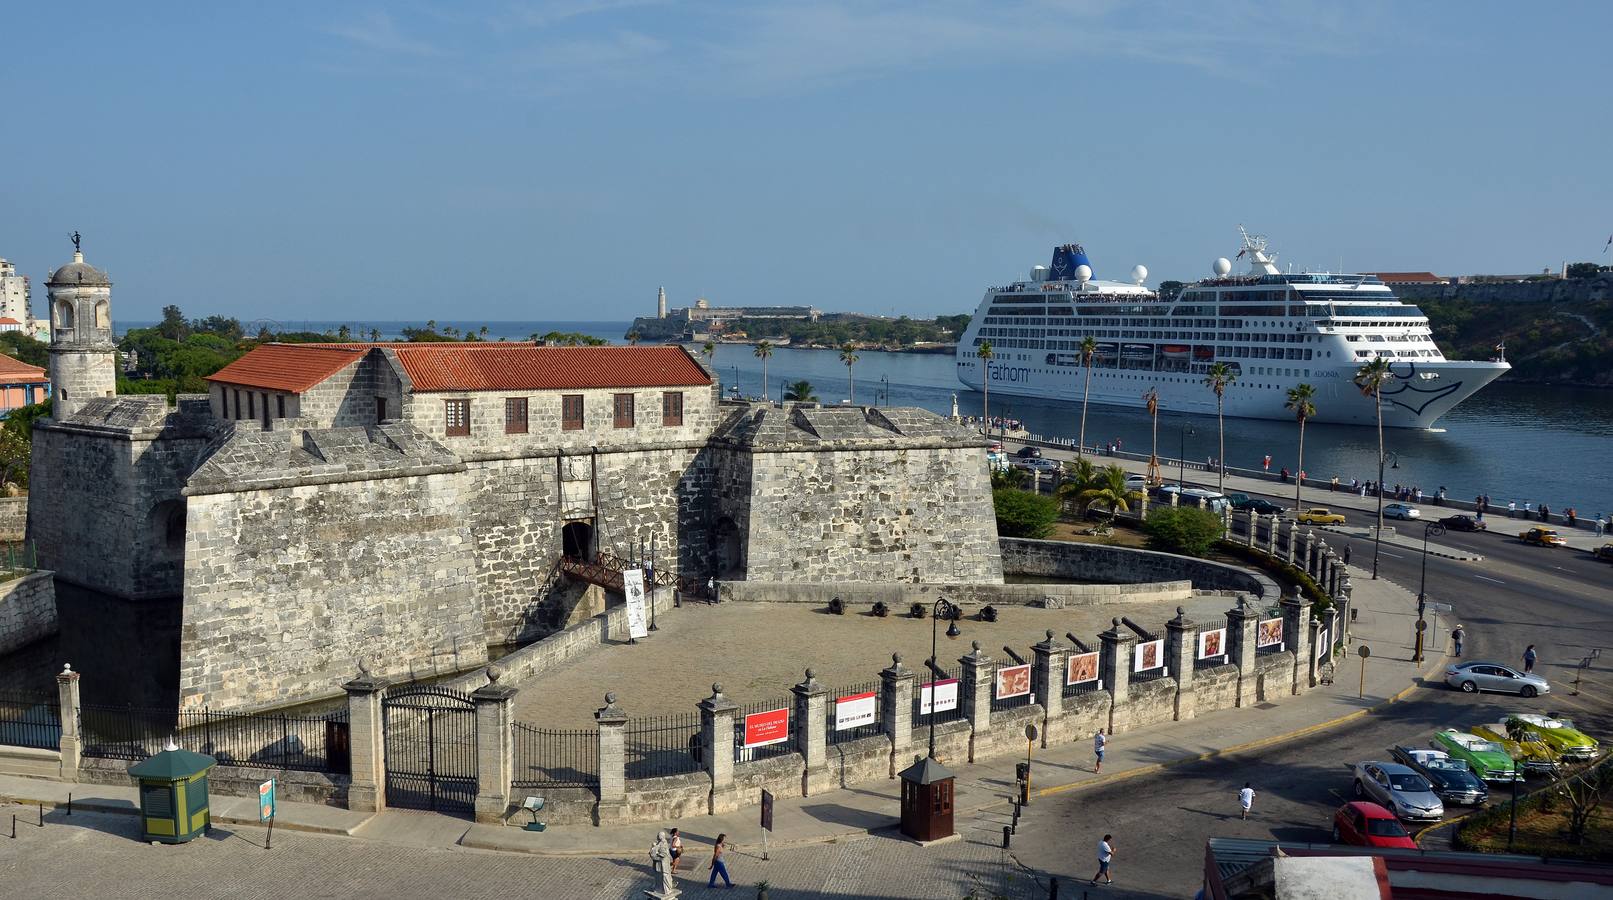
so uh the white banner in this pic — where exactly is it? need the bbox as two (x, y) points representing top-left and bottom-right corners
(1316, 630), (1329, 661)
(623, 569), (649, 640)
(833, 691), (878, 731)
(919, 679), (959, 715)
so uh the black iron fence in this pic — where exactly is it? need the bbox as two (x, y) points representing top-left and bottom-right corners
(512, 723), (599, 787)
(733, 697), (797, 763)
(1131, 665), (1170, 684)
(624, 714), (703, 780)
(826, 680), (883, 745)
(913, 665), (965, 726)
(79, 703), (350, 774)
(0, 692), (60, 750)
(0, 541), (38, 584)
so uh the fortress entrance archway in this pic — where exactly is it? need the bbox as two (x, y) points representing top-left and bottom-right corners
(713, 516), (742, 576)
(561, 520), (594, 561)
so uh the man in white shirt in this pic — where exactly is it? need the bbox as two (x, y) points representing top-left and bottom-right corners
(1091, 834), (1114, 885)
(1093, 730), (1107, 774)
(1239, 782), (1256, 820)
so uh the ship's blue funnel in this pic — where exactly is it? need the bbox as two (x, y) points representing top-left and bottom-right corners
(1048, 244), (1093, 280)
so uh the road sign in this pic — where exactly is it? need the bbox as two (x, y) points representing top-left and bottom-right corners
(760, 789), (774, 832)
(1415, 619), (1427, 632)
(1357, 645), (1371, 658)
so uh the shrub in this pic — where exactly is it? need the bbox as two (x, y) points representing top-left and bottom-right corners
(1142, 506), (1225, 556)
(992, 487), (1059, 539)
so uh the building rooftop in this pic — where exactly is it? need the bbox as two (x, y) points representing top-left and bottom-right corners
(46, 252), (111, 287)
(206, 344), (367, 393)
(1365, 271), (1446, 284)
(385, 344), (711, 393)
(0, 353), (48, 382)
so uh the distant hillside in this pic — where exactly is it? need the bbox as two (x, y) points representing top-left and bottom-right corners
(1420, 295), (1613, 386)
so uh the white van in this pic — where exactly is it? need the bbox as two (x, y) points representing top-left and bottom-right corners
(1179, 488), (1229, 513)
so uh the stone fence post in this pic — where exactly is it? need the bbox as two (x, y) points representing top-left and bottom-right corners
(880, 653), (914, 775)
(1031, 630), (1067, 747)
(1281, 595), (1312, 696)
(793, 669), (829, 795)
(959, 642), (992, 763)
(1227, 596), (1258, 708)
(595, 692), (628, 823)
(1099, 618), (1135, 734)
(1245, 509), (1257, 547)
(472, 669), (517, 824)
(700, 683), (739, 814)
(1165, 608), (1196, 722)
(343, 668), (388, 813)
(1264, 514), (1279, 554)
(1307, 616), (1324, 688)
(56, 664), (81, 781)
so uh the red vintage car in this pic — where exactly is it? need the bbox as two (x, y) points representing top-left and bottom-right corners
(1332, 801), (1417, 849)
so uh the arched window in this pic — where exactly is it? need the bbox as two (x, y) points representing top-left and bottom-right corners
(56, 301), (74, 329)
(95, 300), (110, 329)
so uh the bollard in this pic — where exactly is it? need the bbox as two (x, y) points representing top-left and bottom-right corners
(67, 793), (71, 816)
(10, 814), (14, 839)
(1002, 825), (1011, 849)
(38, 803), (43, 827)
(1049, 876), (1059, 899)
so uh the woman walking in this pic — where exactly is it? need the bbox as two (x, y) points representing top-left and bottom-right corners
(707, 833), (733, 889)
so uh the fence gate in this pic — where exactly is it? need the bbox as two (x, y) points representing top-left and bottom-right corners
(383, 686), (478, 815)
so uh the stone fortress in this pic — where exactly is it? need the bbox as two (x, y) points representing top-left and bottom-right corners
(26, 246), (1002, 714)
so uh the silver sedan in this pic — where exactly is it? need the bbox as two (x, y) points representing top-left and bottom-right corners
(1444, 661), (1552, 698)
(1352, 761), (1445, 822)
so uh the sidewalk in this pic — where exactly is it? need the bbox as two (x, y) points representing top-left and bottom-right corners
(0, 570), (1443, 860)
(1003, 437), (1607, 553)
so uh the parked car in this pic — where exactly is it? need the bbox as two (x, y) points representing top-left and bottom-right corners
(1015, 457), (1062, 473)
(1384, 502), (1421, 520)
(1472, 722), (1562, 775)
(1332, 801), (1417, 849)
(1390, 746), (1489, 806)
(1595, 544), (1613, 562)
(1015, 446), (1042, 459)
(1152, 483), (1184, 501)
(1518, 525), (1568, 547)
(1430, 729), (1525, 783)
(1124, 474), (1149, 493)
(1506, 713), (1599, 761)
(1296, 507), (1347, 525)
(1228, 493), (1285, 515)
(1437, 514), (1487, 532)
(1180, 488), (1229, 513)
(1444, 661), (1551, 698)
(1350, 761), (1445, 822)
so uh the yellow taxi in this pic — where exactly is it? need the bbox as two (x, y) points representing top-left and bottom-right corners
(1518, 526), (1568, 547)
(1296, 507), (1347, 525)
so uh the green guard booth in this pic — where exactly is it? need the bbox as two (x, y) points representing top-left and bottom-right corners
(128, 743), (217, 844)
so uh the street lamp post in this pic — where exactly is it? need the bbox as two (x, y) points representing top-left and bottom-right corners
(880, 374), (890, 408)
(1413, 521), (1445, 663)
(1371, 450), (1400, 580)
(927, 598), (961, 761)
(732, 365), (740, 399)
(1178, 425), (1195, 488)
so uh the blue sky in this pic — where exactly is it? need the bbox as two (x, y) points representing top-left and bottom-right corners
(2, 1), (1609, 323)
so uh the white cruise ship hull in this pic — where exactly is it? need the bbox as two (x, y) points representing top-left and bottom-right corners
(956, 357), (1509, 429)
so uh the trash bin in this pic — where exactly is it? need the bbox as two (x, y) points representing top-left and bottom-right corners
(128, 740), (217, 844)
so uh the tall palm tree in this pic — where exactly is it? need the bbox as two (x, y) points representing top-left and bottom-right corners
(1055, 457), (1102, 515)
(839, 342), (860, 403)
(1285, 383), (1318, 513)
(1077, 336), (1099, 455)
(783, 380), (818, 402)
(1143, 388), (1160, 485)
(626, 330), (642, 345)
(1203, 362), (1237, 494)
(1074, 465), (1134, 525)
(701, 339), (716, 362)
(1354, 356), (1396, 570)
(753, 341), (774, 401)
(976, 341), (994, 435)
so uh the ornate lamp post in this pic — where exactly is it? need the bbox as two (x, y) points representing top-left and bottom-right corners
(927, 598), (961, 761)
(1413, 521), (1446, 663)
(1371, 450), (1399, 580)
(1178, 424), (1195, 488)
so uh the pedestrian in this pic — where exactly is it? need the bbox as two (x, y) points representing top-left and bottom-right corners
(1093, 729), (1107, 773)
(1540, 503), (1550, 523)
(1524, 500), (1533, 518)
(707, 833), (733, 889)
(668, 827), (684, 874)
(1452, 624), (1465, 657)
(1567, 507), (1577, 527)
(1508, 501), (1517, 518)
(1331, 476), (1339, 493)
(1092, 834), (1115, 885)
(1239, 782), (1256, 820)
(1343, 544), (1352, 566)
(1596, 514), (1605, 538)
(1524, 645), (1537, 674)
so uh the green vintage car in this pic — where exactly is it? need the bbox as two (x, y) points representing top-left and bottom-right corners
(1473, 723), (1561, 775)
(1431, 729), (1523, 782)
(1508, 713), (1600, 761)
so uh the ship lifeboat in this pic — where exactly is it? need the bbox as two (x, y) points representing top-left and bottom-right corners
(1161, 344), (1191, 359)
(1121, 344), (1153, 360)
(1094, 342), (1118, 359)
(1193, 346), (1215, 360)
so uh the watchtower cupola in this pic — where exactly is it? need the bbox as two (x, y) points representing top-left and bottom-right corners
(46, 233), (118, 417)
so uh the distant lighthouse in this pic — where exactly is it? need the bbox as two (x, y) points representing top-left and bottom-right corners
(657, 286), (668, 319)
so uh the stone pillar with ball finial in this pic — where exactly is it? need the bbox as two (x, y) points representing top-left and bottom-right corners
(343, 658), (389, 812)
(595, 691), (629, 823)
(699, 683), (739, 814)
(472, 665), (518, 824)
(794, 668), (830, 794)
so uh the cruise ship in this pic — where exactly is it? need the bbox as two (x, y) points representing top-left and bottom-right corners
(955, 230), (1509, 428)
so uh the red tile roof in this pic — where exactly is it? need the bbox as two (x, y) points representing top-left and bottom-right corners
(0, 353), (47, 382)
(388, 344), (712, 393)
(206, 344), (366, 393)
(0, 317), (20, 325)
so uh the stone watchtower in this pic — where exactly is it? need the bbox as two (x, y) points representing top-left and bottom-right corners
(46, 242), (117, 418)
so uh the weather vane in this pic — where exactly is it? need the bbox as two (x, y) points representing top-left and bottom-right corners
(71, 231), (81, 253)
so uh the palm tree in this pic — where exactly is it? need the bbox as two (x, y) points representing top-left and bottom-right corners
(753, 341), (774, 400)
(1285, 384), (1318, 513)
(783, 380), (818, 402)
(626, 330), (642, 345)
(976, 341), (994, 436)
(1075, 465), (1134, 525)
(839, 342), (859, 403)
(1143, 388), (1160, 485)
(1203, 362), (1237, 494)
(1354, 356), (1396, 570)
(701, 340), (716, 362)
(1055, 457), (1101, 514)
(1077, 336), (1099, 455)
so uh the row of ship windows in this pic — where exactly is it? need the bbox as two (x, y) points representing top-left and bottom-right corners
(976, 330), (1326, 345)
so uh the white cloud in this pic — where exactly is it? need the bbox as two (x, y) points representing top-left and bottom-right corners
(325, 11), (446, 57)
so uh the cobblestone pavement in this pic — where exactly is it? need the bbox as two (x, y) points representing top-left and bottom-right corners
(0, 801), (1048, 900)
(510, 597), (1236, 727)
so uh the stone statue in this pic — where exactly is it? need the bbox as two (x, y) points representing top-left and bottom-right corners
(645, 830), (680, 898)
(951, 392), (959, 419)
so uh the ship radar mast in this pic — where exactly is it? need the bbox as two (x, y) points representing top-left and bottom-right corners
(1236, 225), (1281, 276)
